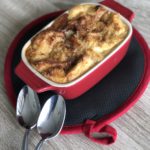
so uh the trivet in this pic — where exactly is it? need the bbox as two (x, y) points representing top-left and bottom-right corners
(4, 0), (150, 145)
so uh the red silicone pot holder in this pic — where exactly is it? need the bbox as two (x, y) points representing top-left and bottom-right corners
(4, 0), (150, 145)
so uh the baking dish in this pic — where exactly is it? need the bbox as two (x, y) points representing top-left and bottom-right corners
(15, 1), (134, 99)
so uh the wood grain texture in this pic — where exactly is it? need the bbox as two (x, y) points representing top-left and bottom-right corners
(0, 0), (150, 150)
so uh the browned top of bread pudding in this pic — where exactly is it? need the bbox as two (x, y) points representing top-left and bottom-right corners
(25, 4), (128, 83)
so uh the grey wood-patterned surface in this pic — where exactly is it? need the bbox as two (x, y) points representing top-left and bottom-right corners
(0, 0), (150, 150)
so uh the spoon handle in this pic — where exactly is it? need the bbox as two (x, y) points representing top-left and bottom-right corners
(35, 139), (43, 150)
(22, 129), (30, 150)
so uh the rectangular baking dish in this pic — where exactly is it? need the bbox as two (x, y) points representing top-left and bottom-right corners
(15, 1), (134, 99)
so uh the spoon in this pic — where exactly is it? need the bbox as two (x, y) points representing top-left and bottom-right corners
(16, 85), (41, 150)
(35, 95), (66, 150)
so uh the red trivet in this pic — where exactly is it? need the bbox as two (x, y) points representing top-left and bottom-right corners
(4, 0), (150, 145)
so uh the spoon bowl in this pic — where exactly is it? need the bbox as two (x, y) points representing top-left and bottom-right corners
(16, 85), (41, 150)
(35, 95), (66, 150)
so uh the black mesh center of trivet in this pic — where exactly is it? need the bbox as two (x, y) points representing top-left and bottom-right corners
(11, 14), (144, 126)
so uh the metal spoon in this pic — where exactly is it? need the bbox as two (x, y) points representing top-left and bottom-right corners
(16, 85), (41, 150)
(35, 95), (66, 150)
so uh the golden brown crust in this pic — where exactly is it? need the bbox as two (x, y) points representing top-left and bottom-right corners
(50, 13), (68, 31)
(25, 4), (128, 83)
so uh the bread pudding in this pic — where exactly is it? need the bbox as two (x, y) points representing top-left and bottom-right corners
(25, 4), (128, 83)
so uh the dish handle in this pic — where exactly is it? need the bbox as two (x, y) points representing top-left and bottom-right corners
(15, 61), (56, 93)
(101, 0), (135, 22)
